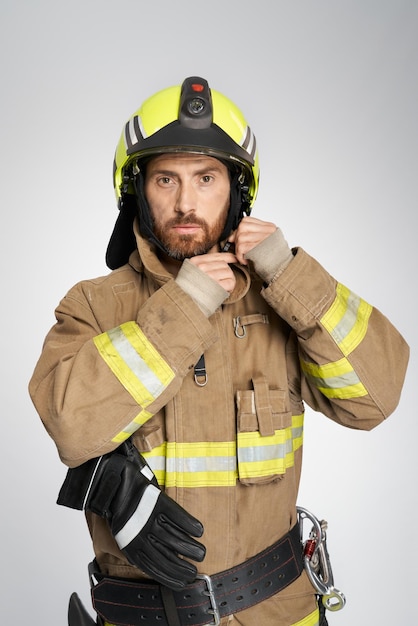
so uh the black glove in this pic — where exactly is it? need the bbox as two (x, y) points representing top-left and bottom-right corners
(58, 441), (206, 590)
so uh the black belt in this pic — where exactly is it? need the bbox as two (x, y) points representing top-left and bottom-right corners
(90, 523), (303, 626)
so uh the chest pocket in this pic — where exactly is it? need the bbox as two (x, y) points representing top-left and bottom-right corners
(236, 375), (303, 485)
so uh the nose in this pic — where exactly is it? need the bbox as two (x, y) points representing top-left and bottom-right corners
(175, 181), (197, 214)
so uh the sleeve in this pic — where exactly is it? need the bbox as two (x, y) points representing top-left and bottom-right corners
(262, 248), (409, 430)
(28, 278), (218, 467)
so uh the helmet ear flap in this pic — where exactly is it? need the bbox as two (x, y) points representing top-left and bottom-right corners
(106, 163), (168, 269)
(132, 170), (172, 256)
(105, 194), (137, 269)
(132, 171), (154, 241)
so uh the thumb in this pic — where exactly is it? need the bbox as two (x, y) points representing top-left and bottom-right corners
(220, 230), (236, 252)
(227, 229), (236, 244)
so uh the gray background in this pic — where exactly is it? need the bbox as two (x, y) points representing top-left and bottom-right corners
(1, 1), (417, 623)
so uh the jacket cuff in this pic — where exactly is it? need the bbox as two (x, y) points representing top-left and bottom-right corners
(244, 228), (293, 283)
(175, 259), (229, 317)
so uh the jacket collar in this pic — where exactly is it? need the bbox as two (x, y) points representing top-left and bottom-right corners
(129, 218), (251, 303)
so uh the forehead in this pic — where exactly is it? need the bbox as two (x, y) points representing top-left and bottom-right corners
(146, 152), (227, 172)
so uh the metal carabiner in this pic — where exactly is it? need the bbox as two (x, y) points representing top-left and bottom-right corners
(233, 316), (247, 338)
(297, 506), (346, 612)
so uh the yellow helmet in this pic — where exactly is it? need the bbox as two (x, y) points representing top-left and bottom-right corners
(107, 76), (260, 269)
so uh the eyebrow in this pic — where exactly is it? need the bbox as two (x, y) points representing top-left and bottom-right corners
(148, 165), (225, 178)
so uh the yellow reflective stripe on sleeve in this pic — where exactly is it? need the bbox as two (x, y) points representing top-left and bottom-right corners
(94, 322), (175, 403)
(111, 408), (154, 444)
(237, 413), (303, 479)
(321, 282), (372, 356)
(300, 356), (367, 399)
(290, 607), (319, 626)
(93, 322), (175, 441)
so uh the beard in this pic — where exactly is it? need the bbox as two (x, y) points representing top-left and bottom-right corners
(152, 211), (229, 260)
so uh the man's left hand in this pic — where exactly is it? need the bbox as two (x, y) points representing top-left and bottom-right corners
(227, 217), (277, 265)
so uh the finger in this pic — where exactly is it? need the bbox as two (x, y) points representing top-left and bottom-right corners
(151, 528), (205, 563)
(226, 230), (236, 244)
(216, 251), (238, 264)
(239, 216), (276, 229)
(234, 225), (277, 262)
(136, 543), (198, 589)
(160, 495), (204, 537)
(156, 518), (206, 561)
(190, 252), (237, 265)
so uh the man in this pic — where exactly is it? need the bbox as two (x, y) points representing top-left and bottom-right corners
(29, 76), (409, 626)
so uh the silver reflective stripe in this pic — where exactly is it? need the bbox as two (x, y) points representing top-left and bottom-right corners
(238, 439), (294, 463)
(114, 484), (160, 549)
(294, 423), (303, 439)
(166, 455), (237, 474)
(125, 118), (136, 149)
(82, 456), (103, 510)
(241, 126), (257, 160)
(305, 369), (361, 390)
(246, 130), (256, 159)
(125, 115), (146, 150)
(108, 327), (166, 397)
(118, 421), (143, 437)
(137, 115), (146, 139)
(330, 291), (361, 344)
(141, 465), (154, 482)
(147, 455), (166, 473)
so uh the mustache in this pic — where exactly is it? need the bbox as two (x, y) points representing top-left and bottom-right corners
(165, 215), (208, 228)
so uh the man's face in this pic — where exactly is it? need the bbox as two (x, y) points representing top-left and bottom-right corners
(144, 153), (230, 259)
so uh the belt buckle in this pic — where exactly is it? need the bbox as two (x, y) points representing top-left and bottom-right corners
(196, 574), (221, 626)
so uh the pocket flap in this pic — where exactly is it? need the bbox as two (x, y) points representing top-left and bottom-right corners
(253, 375), (275, 436)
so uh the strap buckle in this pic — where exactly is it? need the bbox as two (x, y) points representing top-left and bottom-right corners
(196, 574), (221, 626)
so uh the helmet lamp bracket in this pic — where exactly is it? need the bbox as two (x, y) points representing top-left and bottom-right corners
(179, 77), (213, 130)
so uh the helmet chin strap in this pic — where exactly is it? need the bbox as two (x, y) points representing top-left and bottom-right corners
(132, 169), (250, 258)
(218, 169), (251, 242)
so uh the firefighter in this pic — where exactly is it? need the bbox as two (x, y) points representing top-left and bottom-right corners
(29, 76), (409, 626)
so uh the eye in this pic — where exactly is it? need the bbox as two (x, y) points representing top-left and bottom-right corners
(201, 175), (213, 183)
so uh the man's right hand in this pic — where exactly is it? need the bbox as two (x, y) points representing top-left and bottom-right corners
(82, 441), (206, 590)
(188, 251), (237, 293)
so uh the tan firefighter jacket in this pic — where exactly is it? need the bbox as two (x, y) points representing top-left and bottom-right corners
(29, 231), (409, 626)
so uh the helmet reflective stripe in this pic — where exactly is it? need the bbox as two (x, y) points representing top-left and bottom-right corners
(241, 126), (257, 161)
(125, 116), (145, 151)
